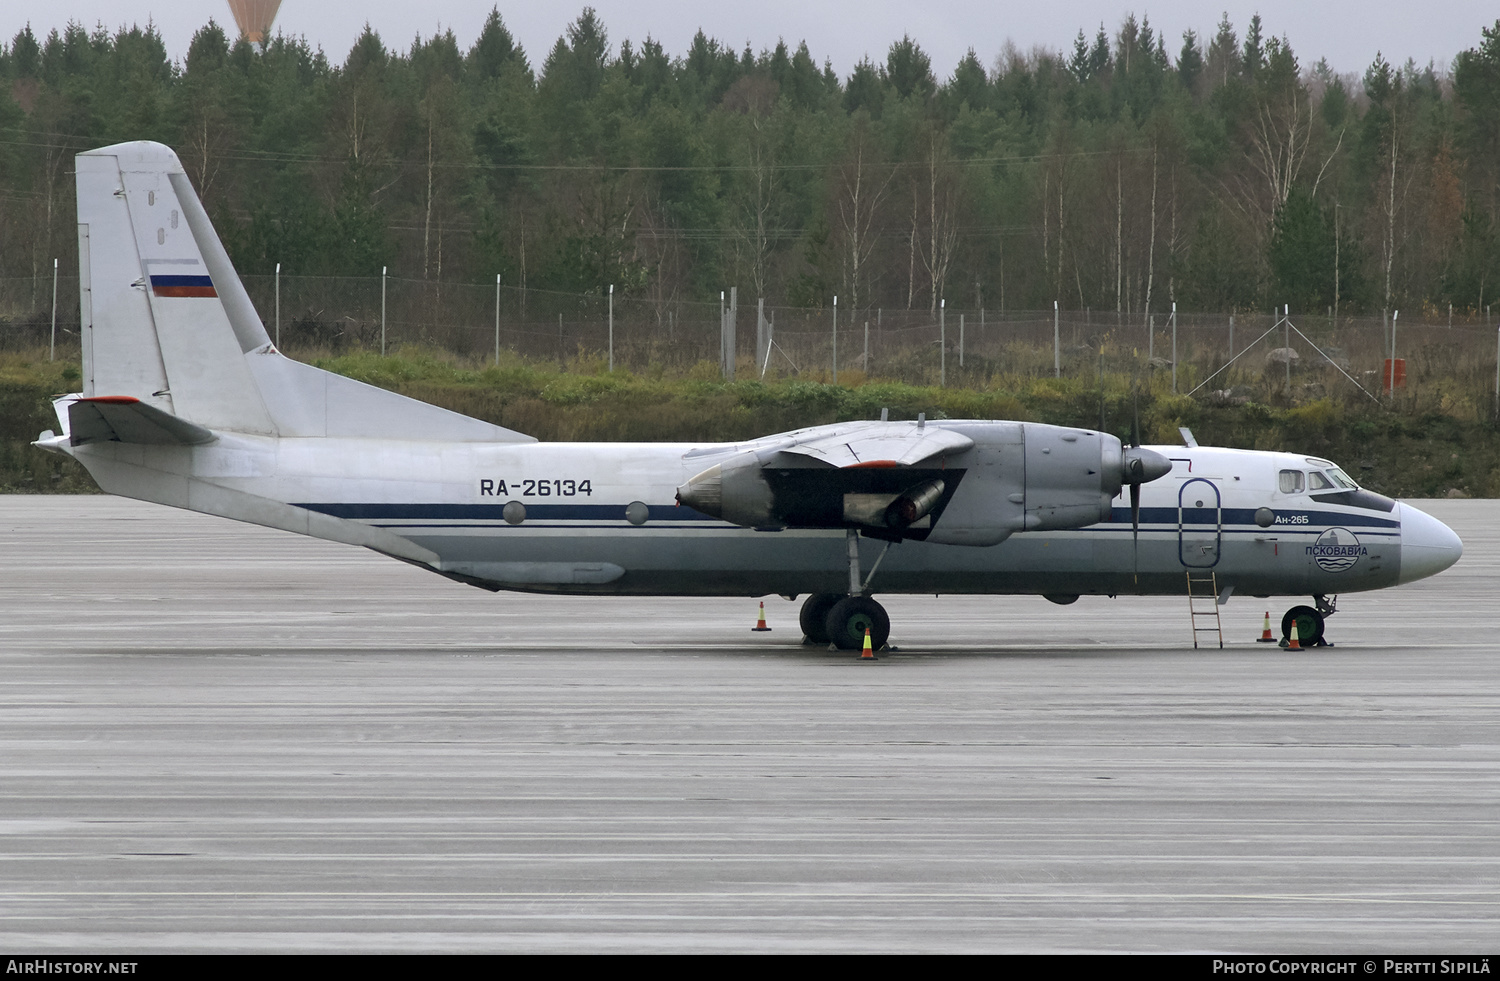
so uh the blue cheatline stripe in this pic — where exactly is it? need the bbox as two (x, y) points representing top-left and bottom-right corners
(370, 524), (747, 532)
(295, 502), (1402, 533)
(294, 502), (718, 522)
(1109, 506), (1400, 530)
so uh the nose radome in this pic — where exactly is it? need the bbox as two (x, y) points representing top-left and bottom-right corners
(1397, 503), (1463, 585)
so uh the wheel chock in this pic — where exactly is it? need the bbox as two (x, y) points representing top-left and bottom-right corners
(751, 601), (771, 632)
(1257, 611), (1276, 643)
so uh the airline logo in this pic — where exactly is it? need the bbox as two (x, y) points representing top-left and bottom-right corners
(1307, 527), (1366, 572)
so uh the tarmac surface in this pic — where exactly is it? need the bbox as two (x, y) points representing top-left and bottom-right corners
(0, 495), (1495, 953)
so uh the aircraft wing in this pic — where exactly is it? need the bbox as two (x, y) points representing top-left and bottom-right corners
(773, 420), (974, 468)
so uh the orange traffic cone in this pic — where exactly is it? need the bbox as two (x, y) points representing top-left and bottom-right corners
(1283, 617), (1302, 651)
(1257, 611), (1276, 643)
(751, 601), (771, 632)
(859, 627), (877, 660)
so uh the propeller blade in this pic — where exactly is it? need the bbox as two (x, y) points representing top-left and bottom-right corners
(1131, 481), (1141, 585)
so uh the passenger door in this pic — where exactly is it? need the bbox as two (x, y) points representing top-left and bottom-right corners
(1178, 477), (1222, 568)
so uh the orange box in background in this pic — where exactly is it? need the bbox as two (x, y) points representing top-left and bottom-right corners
(1384, 358), (1406, 389)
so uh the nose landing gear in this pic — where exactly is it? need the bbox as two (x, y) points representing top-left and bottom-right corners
(1280, 595), (1336, 648)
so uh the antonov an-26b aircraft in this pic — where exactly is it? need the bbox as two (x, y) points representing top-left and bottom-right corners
(35, 142), (1463, 651)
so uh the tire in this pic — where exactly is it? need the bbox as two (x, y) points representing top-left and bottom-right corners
(825, 595), (891, 652)
(1281, 605), (1325, 647)
(799, 593), (842, 644)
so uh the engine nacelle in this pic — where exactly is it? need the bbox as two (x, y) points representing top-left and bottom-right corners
(676, 421), (1170, 545)
(675, 451), (778, 528)
(1019, 426), (1170, 531)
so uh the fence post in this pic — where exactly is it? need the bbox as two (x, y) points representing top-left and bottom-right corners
(864, 320), (869, 374)
(959, 313), (965, 368)
(49, 257), (58, 361)
(274, 262), (281, 349)
(1389, 309), (1399, 395)
(494, 274), (501, 366)
(608, 283), (614, 372)
(380, 266), (387, 356)
(1053, 300), (1060, 379)
(761, 312), (774, 379)
(832, 294), (838, 384)
(940, 299), (946, 387)
(726, 286), (736, 381)
(1283, 304), (1289, 392)
(1172, 302), (1178, 394)
(757, 297), (766, 369)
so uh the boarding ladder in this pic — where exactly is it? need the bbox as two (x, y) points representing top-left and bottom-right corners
(1186, 571), (1224, 649)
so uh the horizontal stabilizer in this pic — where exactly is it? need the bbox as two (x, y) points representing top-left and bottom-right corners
(777, 421), (974, 468)
(68, 396), (217, 447)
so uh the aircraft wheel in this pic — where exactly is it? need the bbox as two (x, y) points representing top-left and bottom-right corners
(799, 593), (842, 644)
(1281, 605), (1325, 647)
(825, 595), (891, 652)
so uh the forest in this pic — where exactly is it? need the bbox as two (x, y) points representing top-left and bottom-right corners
(1, 7), (1499, 327)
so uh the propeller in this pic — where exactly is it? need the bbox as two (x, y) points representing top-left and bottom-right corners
(1120, 388), (1170, 586)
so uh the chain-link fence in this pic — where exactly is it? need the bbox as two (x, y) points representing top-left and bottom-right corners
(7, 270), (1500, 412)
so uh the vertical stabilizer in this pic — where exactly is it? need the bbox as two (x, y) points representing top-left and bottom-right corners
(76, 142), (275, 434)
(74, 141), (533, 444)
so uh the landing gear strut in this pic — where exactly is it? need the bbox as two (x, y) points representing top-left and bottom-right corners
(1281, 595), (1336, 648)
(800, 530), (895, 651)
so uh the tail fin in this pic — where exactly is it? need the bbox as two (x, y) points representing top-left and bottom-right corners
(75, 141), (532, 443)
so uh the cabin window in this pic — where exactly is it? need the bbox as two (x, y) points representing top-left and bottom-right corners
(1278, 470), (1304, 494)
(1308, 471), (1333, 490)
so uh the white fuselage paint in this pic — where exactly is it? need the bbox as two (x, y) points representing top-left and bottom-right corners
(69, 433), (1425, 599)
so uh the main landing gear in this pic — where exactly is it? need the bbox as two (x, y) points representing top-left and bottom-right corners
(1280, 595), (1336, 648)
(801, 530), (894, 651)
(802, 593), (891, 650)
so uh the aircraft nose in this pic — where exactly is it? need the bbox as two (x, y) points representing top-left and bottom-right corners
(1397, 503), (1463, 585)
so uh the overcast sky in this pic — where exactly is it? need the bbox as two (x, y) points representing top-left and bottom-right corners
(3, 2), (1496, 79)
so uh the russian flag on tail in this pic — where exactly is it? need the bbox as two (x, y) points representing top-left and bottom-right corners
(150, 274), (216, 298)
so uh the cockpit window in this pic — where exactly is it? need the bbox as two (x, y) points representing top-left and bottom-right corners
(1327, 466), (1359, 489)
(1307, 471), (1333, 490)
(1279, 470), (1304, 494)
